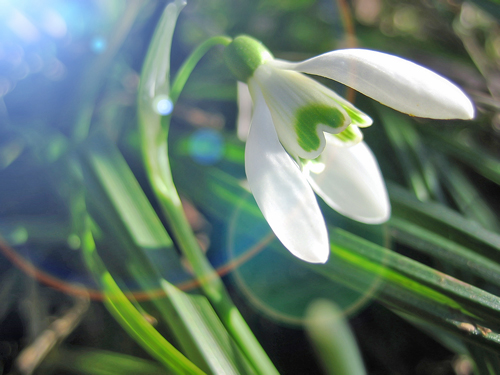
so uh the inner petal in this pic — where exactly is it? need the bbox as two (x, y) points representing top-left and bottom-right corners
(328, 125), (363, 147)
(295, 103), (347, 153)
(253, 63), (351, 160)
(305, 140), (390, 224)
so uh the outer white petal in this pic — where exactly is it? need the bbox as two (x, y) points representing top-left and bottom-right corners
(237, 81), (252, 141)
(253, 63), (351, 160)
(273, 49), (474, 120)
(245, 83), (330, 263)
(305, 140), (390, 224)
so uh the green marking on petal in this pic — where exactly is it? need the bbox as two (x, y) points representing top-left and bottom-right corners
(326, 93), (373, 127)
(295, 104), (347, 153)
(334, 125), (362, 144)
(343, 106), (372, 126)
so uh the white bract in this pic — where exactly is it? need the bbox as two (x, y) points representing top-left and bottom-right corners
(224, 36), (474, 264)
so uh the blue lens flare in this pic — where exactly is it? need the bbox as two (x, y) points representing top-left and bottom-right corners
(188, 129), (224, 165)
(90, 36), (107, 54)
(154, 96), (173, 115)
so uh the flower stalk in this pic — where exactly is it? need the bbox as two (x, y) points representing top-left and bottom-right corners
(138, 5), (277, 374)
(170, 35), (233, 104)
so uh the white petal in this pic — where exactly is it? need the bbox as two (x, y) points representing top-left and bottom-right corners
(245, 83), (330, 263)
(253, 63), (351, 160)
(237, 81), (252, 141)
(273, 49), (474, 120)
(305, 140), (390, 224)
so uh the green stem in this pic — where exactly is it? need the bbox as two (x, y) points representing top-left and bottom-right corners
(145, 130), (278, 375)
(140, 36), (278, 375)
(170, 35), (232, 104)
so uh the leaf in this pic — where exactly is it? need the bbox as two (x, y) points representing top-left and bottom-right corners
(433, 155), (500, 232)
(378, 105), (444, 202)
(78, 134), (255, 375)
(421, 126), (500, 186)
(306, 300), (367, 375)
(388, 182), (500, 263)
(47, 346), (168, 375)
(82, 239), (205, 375)
(389, 216), (500, 288)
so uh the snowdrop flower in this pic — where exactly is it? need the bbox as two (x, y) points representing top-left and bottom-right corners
(224, 36), (474, 264)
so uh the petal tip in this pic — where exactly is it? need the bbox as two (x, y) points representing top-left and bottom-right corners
(351, 195), (391, 225)
(361, 205), (391, 225)
(463, 100), (475, 120)
(363, 117), (374, 127)
(448, 90), (475, 120)
(293, 245), (329, 264)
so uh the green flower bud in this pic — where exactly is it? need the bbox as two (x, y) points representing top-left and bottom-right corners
(224, 35), (273, 83)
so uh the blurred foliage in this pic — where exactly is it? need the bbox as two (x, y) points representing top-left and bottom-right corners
(1, 0), (500, 374)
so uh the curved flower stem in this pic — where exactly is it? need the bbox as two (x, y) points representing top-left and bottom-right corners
(169, 35), (232, 104)
(139, 35), (278, 375)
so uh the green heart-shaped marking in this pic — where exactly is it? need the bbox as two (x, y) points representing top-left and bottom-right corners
(295, 104), (347, 153)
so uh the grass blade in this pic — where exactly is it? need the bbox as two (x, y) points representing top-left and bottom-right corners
(306, 300), (367, 375)
(78, 135), (255, 375)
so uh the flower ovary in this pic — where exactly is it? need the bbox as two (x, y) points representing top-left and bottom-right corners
(224, 35), (273, 83)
